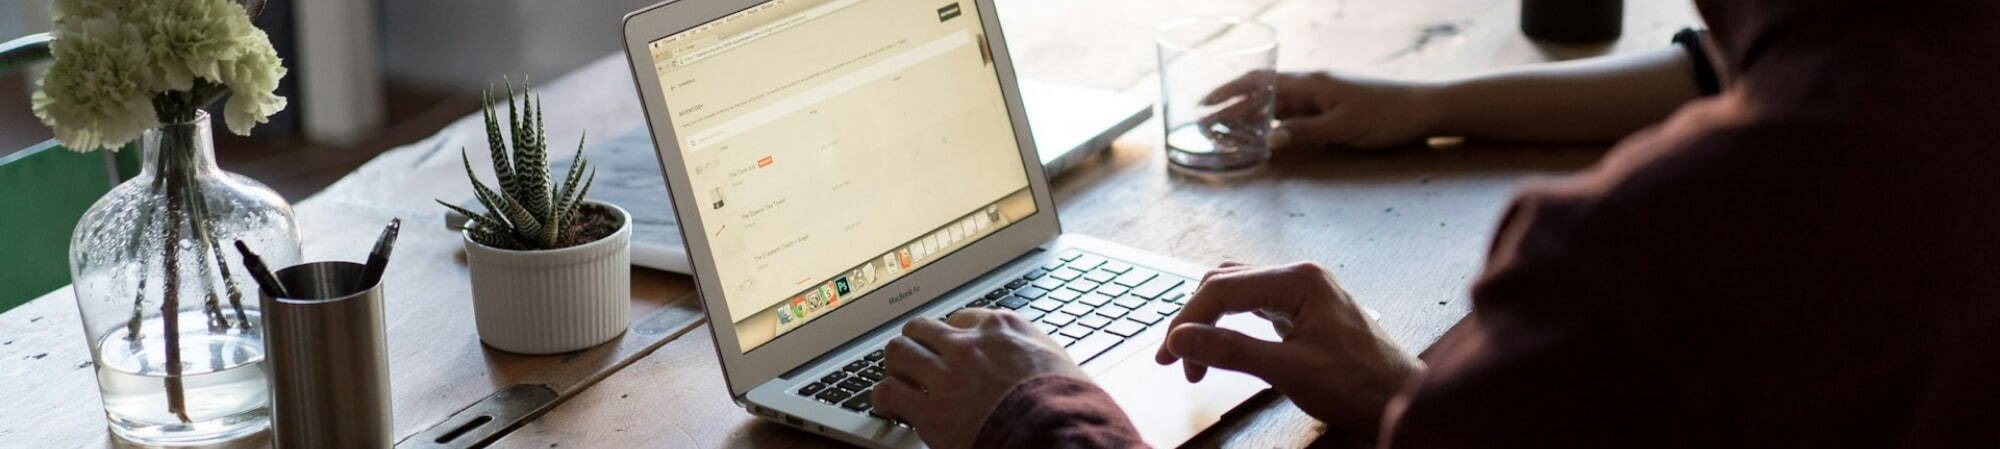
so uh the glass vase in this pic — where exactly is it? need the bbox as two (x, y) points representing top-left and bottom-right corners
(68, 111), (301, 446)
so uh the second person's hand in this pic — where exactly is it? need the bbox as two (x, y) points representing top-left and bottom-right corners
(1204, 71), (1443, 150)
(1154, 261), (1424, 439)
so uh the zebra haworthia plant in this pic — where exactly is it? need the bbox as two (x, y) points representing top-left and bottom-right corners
(445, 80), (630, 355)
(437, 81), (599, 250)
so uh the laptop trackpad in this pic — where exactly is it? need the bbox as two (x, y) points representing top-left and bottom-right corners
(1089, 313), (1279, 447)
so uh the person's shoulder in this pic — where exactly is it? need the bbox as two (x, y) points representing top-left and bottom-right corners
(1481, 94), (1872, 305)
(1494, 88), (1984, 307)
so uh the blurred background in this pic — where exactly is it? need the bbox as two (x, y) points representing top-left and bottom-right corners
(0, 0), (660, 200)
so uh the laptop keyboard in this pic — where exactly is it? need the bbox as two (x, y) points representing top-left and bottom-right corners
(795, 249), (1195, 418)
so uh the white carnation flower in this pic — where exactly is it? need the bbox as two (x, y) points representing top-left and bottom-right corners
(51, 0), (114, 22)
(218, 33), (288, 136)
(31, 16), (159, 152)
(34, 0), (291, 148)
(131, 0), (256, 91)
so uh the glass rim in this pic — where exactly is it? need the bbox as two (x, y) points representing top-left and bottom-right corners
(148, 109), (211, 130)
(1155, 16), (1278, 56)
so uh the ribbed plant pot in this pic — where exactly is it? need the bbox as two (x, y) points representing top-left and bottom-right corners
(463, 201), (632, 354)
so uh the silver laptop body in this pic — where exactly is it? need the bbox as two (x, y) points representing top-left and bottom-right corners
(621, 1), (1274, 446)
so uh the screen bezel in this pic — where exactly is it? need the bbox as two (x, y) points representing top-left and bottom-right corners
(620, 0), (1060, 398)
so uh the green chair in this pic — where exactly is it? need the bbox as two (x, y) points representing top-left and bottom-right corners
(1, 33), (141, 311)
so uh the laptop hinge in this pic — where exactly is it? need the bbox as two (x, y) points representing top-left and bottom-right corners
(773, 246), (1049, 381)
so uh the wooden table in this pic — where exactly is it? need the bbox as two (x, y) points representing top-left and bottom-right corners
(0, 0), (1698, 447)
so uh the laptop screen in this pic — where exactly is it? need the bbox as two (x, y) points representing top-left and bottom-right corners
(644, 0), (1037, 353)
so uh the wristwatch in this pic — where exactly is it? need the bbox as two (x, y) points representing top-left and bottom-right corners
(1673, 27), (1724, 96)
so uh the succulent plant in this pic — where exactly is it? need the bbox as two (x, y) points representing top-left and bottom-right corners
(437, 81), (597, 250)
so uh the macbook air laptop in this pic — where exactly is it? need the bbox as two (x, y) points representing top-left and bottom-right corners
(439, 81), (1146, 275)
(621, 0), (1277, 446)
(1022, 80), (1150, 179)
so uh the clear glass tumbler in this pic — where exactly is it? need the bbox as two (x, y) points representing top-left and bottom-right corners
(1156, 16), (1278, 174)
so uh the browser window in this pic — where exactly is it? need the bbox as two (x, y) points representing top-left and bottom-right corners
(648, 0), (1036, 352)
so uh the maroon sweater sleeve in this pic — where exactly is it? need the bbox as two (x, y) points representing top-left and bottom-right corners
(972, 374), (1150, 449)
(1379, 1), (2000, 445)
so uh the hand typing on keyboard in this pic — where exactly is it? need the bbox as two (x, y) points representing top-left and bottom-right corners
(872, 308), (1086, 449)
(1154, 261), (1425, 441)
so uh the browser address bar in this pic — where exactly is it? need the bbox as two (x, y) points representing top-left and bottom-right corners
(673, 0), (867, 67)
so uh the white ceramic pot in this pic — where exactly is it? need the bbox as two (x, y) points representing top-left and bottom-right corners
(463, 201), (632, 354)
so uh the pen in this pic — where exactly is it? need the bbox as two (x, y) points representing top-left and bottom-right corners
(234, 240), (290, 298)
(357, 218), (401, 292)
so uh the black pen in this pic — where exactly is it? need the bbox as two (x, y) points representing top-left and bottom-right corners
(357, 218), (401, 291)
(234, 240), (290, 298)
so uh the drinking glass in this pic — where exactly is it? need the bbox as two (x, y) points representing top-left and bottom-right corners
(1156, 16), (1278, 174)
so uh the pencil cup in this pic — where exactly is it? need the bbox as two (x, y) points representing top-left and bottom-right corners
(260, 261), (393, 449)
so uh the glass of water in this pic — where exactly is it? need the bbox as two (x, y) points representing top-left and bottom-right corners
(1156, 16), (1278, 174)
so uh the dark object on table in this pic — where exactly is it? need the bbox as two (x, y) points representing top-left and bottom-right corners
(1672, 28), (1722, 95)
(1522, 0), (1623, 43)
(357, 218), (400, 292)
(234, 240), (290, 298)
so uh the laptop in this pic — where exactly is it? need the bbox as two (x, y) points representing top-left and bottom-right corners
(1022, 80), (1151, 179)
(620, 0), (1278, 446)
(438, 81), (1146, 275)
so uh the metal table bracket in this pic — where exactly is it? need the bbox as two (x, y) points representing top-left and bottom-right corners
(398, 384), (559, 449)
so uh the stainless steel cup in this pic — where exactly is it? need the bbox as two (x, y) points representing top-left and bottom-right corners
(260, 261), (393, 449)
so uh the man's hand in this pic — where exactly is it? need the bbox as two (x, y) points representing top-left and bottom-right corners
(1154, 262), (1424, 438)
(873, 308), (1089, 449)
(1203, 71), (1443, 150)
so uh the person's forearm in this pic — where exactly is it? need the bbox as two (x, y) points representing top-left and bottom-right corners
(1429, 47), (1701, 143)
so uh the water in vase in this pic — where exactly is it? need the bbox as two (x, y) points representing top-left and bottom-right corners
(95, 310), (270, 445)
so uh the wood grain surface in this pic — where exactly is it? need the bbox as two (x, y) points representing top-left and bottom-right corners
(0, 0), (1699, 448)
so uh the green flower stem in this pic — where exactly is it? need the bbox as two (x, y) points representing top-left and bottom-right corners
(139, 114), (263, 419)
(152, 81), (228, 125)
(238, 0), (268, 19)
(189, 171), (232, 333)
(122, 172), (165, 345)
(182, 167), (247, 332)
(156, 127), (192, 423)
